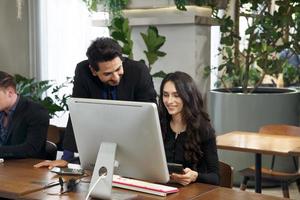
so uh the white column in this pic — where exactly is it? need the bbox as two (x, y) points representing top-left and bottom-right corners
(124, 6), (214, 103)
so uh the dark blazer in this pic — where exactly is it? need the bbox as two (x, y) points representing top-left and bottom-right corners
(71, 58), (157, 102)
(63, 58), (157, 152)
(0, 96), (49, 158)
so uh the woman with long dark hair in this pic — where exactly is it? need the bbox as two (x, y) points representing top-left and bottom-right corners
(159, 71), (219, 186)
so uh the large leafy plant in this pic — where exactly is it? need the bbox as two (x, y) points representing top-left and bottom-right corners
(109, 17), (167, 78)
(174, 0), (227, 10)
(212, 0), (300, 93)
(109, 17), (133, 58)
(82, 0), (128, 16)
(15, 74), (72, 118)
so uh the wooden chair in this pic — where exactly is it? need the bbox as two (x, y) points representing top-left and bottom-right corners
(45, 140), (57, 160)
(219, 161), (234, 188)
(239, 124), (300, 198)
(45, 125), (67, 160)
(47, 125), (65, 151)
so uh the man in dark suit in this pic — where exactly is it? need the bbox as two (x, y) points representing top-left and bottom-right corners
(35, 37), (156, 169)
(0, 71), (49, 158)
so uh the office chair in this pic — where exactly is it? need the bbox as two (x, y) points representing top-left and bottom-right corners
(239, 124), (300, 198)
(219, 161), (234, 188)
(45, 140), (57, 160)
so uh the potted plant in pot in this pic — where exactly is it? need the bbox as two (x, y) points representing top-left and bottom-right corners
(208, 0), (300, 184)
(15, 74), (71, 118)
(82, 0), (229, 15)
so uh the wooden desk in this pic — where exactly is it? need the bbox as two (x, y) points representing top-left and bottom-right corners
(193, 187), (287, 200)
(0, 159), (218, 200)
(0, 159), (59, 199)
(217, 131), (300, 193)
(0, 159), (288, 200)
(21, 181), (218, 200)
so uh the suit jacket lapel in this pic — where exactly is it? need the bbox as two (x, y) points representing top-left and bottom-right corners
(6, 97), (25, 142)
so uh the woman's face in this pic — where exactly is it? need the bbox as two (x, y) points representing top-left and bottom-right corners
(162, 81), (183, 117)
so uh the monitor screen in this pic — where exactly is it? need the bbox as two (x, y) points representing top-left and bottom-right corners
(68, 98), (169, 184)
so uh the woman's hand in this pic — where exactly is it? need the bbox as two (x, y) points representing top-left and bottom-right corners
(33, 160), (68, 169)
(170, 168), (198, 186)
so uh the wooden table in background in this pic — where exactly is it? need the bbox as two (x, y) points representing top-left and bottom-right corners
(194, 187), (288, 200)
(217, 131), (300, 193)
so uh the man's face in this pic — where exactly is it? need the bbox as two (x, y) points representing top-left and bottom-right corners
(0, 88), (13, 112)
(90, 57), (124, 86)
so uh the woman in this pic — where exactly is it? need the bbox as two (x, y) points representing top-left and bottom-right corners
(159, 71), (219, 186)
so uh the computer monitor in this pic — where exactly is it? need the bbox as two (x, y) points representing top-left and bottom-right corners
(68, 98), (169, 199)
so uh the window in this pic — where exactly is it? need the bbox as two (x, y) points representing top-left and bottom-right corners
(38, 0), (109, 125)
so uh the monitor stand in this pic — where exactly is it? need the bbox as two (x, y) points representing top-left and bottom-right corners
(89, 142), (137, 200)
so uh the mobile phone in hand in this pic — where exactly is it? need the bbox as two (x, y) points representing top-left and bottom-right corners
(167, 163), (184, 174)
(50, 167), (84, 176)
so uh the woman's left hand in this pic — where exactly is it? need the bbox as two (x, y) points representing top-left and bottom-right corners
(170, 168), (198, 186)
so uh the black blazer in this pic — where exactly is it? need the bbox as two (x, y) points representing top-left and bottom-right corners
(0, 96), (49, 158)
(71, 58), (157, 102)
(63, 58), (157, 152)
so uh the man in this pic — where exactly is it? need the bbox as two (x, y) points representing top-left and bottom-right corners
(279, 49), (300, 68)
(35, 37), (156, 169)
(0, 71), (49, 158)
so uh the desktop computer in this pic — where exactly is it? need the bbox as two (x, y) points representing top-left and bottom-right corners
(68, 98), (169, 199)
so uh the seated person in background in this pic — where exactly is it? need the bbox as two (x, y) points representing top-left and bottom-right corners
(279, 49), (300, 68)
(159, 71), (219, 186)
(34, 37), (156, 169)
(0, 71), (49, 158)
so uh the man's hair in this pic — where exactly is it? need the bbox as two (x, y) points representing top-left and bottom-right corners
(0, 71), (16, 91)
(86, 37), (123, 72)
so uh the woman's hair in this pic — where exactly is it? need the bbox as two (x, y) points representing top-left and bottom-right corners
(158, 71), (214, 169)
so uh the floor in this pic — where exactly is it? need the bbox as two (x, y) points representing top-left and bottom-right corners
(234, 183), (299, 199)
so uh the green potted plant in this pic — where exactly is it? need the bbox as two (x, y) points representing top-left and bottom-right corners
(82, 0), (228, 16)
(211, 0), (300, 92)
(15, 74), (72, 118)
(208, 0), (300, 184)
(82, 0), (129, 16)
(109, 16), (167, 78)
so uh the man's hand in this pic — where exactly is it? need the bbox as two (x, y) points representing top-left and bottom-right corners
(34, 160), (68, 169)
(170, 168), (198, 186)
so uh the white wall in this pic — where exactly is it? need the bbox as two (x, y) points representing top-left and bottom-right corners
(0, 0), (29, 76)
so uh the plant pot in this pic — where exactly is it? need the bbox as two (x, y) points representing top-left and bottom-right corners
(209, 87), (300, 185)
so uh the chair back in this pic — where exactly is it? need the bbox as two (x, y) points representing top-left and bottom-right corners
(219, 161), (233, 188)
(259, 124), (300, 136)
(47, 125), (61, 144)
(47, 125), (65, 151)
(45, 140), (57, 160)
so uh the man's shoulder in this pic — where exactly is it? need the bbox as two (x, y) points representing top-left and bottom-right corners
(123, 58), (149, 74)
(75, 60), (90, 72)
(18, 96), (48, 114)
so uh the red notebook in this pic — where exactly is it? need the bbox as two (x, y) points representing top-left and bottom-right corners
(112, 175), (178, 196)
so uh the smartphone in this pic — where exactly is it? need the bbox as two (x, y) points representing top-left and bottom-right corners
(50, 167), (84, 176)
(167, 163), (184, 174)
